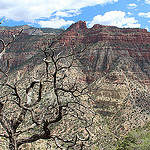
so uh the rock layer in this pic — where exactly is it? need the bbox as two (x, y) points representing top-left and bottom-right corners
(0, 21), (150, 85)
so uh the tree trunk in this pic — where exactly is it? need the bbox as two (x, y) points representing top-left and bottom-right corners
(9, 137), (18, 150)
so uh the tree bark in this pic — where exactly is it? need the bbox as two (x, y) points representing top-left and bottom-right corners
(9, 137), (18, 150)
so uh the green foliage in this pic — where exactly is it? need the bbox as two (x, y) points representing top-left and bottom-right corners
(116, 122), (150, 150)
(116, 136), (136, 150)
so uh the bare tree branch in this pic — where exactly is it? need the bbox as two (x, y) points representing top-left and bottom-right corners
(0, 19), (4, 24)
(0, 28), (94, 150)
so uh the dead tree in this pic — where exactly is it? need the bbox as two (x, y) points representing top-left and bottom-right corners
(0, 25), (95, 150)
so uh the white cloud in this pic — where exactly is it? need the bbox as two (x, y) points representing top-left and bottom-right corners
(0, 0), (118, 22)
(145, 27), (149, 31)
(127, 12), (134, 16)
(38, 18), (74, 28)
(127, 3), (138, 9)
(127, 12), (132, 15)
(88, 11), (141, 28)
(139, 12), (150, 18)
(145, 0), (150, 4)
(53, 9), (81, 17)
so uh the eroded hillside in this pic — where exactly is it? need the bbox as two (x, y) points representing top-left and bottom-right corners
(0, 21), (149, 149)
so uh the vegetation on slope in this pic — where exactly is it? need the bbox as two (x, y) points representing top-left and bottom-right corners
(116, 122), (150, 150)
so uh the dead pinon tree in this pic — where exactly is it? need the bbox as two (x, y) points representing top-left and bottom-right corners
(0, 26), (95, 150)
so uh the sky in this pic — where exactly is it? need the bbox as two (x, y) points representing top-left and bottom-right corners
(0, 0), (150, 31)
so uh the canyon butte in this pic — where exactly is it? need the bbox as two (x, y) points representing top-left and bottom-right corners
(0, 21), (149, 149)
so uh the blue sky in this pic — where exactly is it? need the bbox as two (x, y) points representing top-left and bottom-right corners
(0, 0), (150, 31)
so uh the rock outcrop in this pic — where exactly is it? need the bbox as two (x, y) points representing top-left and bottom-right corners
(58, 21), (150, 85)
(0, 21), (150, 85)
(0, 21), (150, 147)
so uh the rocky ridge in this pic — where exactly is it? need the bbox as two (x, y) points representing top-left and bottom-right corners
(60, 21), (150, 86)
(0, 21), (149, 149)
(1, 21), (149, 83)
